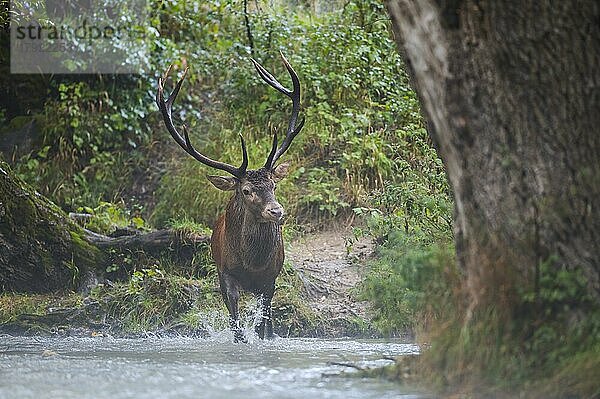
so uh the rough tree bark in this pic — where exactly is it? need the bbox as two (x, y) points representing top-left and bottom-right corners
(0, 161), (101, 292)
(0, 161), (209, 293)
(386, 1), (600, 310)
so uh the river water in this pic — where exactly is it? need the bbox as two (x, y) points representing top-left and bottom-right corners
(0, 334), (430, 399)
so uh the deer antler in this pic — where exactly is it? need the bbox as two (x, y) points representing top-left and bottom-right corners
(156, 65), (248, 178)
(251, 52), (305, 170)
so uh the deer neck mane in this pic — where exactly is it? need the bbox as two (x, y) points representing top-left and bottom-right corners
(224, 194), (281, 269)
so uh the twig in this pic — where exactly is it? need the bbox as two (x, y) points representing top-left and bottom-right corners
(326, 361), (364, 371)
(340, 302), (359, 318)
(68, 212), (93, 222)
(243, 0), (254, 56)
(83, 228), (208, 248)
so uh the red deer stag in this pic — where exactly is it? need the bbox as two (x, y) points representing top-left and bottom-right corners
(156, 53), (304, 342)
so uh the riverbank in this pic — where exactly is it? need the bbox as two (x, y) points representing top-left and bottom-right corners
(0, 228), (381, 339)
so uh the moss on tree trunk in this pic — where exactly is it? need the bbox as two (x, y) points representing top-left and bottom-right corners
(0, 161), (102, 292)
(0, 161), (211, 293)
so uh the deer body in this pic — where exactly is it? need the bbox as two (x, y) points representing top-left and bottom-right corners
(156, 54), (304, 342)
(212, 207), (284, 281)
(211, 174), (285, 341)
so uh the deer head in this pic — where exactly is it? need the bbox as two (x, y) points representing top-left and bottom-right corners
(156, 53), (304, 224)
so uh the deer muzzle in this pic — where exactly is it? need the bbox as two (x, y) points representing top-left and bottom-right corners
(262, 202), (284, 223)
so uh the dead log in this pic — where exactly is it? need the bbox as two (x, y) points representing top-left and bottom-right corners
(83, 228), (210, 274)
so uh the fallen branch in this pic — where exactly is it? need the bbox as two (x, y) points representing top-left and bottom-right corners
(326, 361), (365, 371)
(0, 160), (212, 293)
(83, 228), (209, 251)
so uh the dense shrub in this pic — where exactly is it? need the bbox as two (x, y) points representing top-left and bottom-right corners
(2, 0), (433, 228)
(360, 232), (455, 334)
(145, 0), (426, 226)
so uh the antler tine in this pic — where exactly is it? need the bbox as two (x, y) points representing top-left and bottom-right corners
(252, 52), (304, 169)
(265, 131), (278, 170)
(156, 65), (247, 178)
(238, 133), (249, 172)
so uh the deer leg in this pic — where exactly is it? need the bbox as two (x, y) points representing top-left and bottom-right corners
(219, 273), (246, 343)
(255, 285), (275, 340)
(263, 294), (274, 339)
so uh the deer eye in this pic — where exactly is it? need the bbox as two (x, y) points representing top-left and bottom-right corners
(242, 188), (251, 196)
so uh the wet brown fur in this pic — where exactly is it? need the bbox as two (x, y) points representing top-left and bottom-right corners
(211, 168), (285, 341)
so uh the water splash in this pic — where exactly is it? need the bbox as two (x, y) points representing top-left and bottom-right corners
(192, 297), (266, 344)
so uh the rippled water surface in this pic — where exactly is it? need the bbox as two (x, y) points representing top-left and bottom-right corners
(0, 335), (429, 399)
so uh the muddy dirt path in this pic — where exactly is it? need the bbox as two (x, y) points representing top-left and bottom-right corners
(287, 229), (375, 335)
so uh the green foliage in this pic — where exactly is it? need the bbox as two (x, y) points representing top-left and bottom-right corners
(78, 201), (146, 235)
(295, 166), (350, 219)
(4, 0), (438, 229)
(353, 126), (452, 244)
(150, 0), (426, 226)
(14, 76), (156, 210)
(167, 217), (212, 236)
(408, 253), (600, 398)
(360, 232), (455, 335)
(356, 122), (453, 336)
(519, 261), (600, 375)
(93, 267), (219, 333)
(0, 293), (83, 324)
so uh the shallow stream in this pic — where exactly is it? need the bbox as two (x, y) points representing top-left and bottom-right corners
(0, 334), (430, 399)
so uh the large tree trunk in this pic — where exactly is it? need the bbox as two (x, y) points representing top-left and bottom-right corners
(386, 1), (600, 310)
(0, 161), (102, 292)
(0, 161), (209, 293)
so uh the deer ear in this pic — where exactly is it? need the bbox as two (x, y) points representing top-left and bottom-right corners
(207, 175), (237, 191)
(272, 162), (290, 182)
